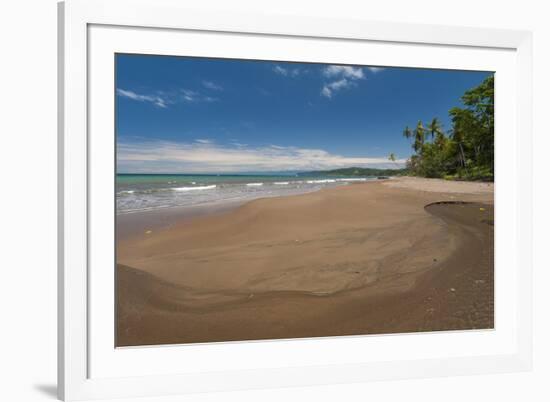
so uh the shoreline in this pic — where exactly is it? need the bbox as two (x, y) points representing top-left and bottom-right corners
(116, 177), (494, 346)
(116, 178), (386, 241)
(116, 198), (247, 241)
(116, 176), (493, 241)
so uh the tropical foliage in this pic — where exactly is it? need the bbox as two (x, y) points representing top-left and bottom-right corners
(401, 75), (494, 181)
(300, 167), (407, 177)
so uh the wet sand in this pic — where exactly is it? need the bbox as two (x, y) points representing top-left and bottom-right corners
(116, 178), (494, 346)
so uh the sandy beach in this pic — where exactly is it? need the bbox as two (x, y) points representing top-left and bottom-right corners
(116, 177), (494, 346)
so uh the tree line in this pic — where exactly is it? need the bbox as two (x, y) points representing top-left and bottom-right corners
(397, 75), (494, 181)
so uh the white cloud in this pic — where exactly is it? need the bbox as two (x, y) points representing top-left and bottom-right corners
(202, 80), (223, 91)
(117, 139), (406, 173)
(181, 89), (198, 102)
(367, 67), (385, 73)
(320, 65), (368, 98)
(273, 65), (303, 77)
(117, 87), (219, 108)
(116, 89), (168, 108)
(181, 89), (218, 103)
(321, 78), (356, 99)
(323, 65), (365, 80)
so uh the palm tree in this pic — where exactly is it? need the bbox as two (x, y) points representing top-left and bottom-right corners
(427, 117), (446, 150)
(452, 130), (467, 168)
(413, 120), (425, 153)
(402, 126), (413, 141)
(449, 107), (473, 168)
(427, 117), (443, 140)
(388, 153), (398, 168)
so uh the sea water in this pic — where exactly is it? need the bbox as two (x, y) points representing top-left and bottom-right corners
(116, 173), (376, 214)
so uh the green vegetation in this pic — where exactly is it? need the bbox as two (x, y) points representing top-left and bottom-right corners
(401, 75), (494, 181)
(299, 167), (407, 177)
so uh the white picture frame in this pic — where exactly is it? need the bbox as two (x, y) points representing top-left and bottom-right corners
(58, 0), (533, 400)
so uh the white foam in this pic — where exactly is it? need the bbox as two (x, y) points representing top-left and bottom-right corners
(246, 183), (264, 187)
(172, 185), (217, 191)
(274, 181), (290, 185)
(119, 204), (172, 214)
(119, 190), (135, 194)
(306, 179), (336, 184)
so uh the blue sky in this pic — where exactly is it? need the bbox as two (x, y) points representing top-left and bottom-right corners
(116, 54), (492, 173)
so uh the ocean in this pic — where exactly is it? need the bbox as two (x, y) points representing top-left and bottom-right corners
(116, 173), (377, 214)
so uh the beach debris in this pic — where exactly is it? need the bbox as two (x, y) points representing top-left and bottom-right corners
(145, 230), (152, 234)
(449, 287), (456, 292)
(479, 207), (485, 211)
(433, 258), (438, 262)
(474, 279), (485, 285)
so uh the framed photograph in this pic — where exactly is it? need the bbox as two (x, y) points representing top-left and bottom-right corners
(58, 0), (533, 400)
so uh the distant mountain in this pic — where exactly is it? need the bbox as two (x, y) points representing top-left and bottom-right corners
(297, 167), (408, 177)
